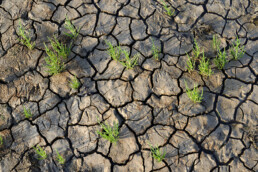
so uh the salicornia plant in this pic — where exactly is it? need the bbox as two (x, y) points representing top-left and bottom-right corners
(230, 36), (245, 60)
(198, 52), (213, 77)
(185, 81), (203, 103)
(97, 121), (119, 144)
(48, 36), (71, 60)
(193, 39), (201, 59)
(151, 39), (161, 61)
(69, 76), (80, 90)
(33, 145), (47, 160)
(0, 136), (3, 145)
(214, 48), (228, 69)
(44, 43), (65, 75)
(186, 39), (202, 73)
(105, 40), (122, 61)
(160, 0), (175, 16)
(17, 21), (35, 50)
(64, 17), (80, 39)
(56, 149), (65, 164)
(212, 35), (221, 51)
(149, 143), (166, 162)
(186, 53), (195, 73)
(23, 106), (33, 119)
(119, 50), (139, 69)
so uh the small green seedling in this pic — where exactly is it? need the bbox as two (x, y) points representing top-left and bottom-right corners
(33, 145), (47, 160)
(69, 76), (80, 90)
(44, 43), (65, 75)
(23, 106), (33, 119)
(230, 36), (245, 60)
(214, 48), (228, 69)
(97, 121), (119, 144)
(48, 36), (71, 60)
(160, 0), (175, 16)
(17, 21), (35, 50)
(198, 52), (213, 77)
(193, 39), (201, 59)
(149, 143), (166, 162)
(56, 149), (65, 164)
(213, 35), (221, 51)
(185, 81), (203, 103)
(119, 50), (139, 69)
(105, 40), (122, 61)
(0, 136), (3, 145)
(151, 39), (161, 61)
(186, 53), (195, 73)
(64, 17), (80, 39)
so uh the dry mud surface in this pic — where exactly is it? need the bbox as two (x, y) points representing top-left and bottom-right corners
(0, 0), (257, 171)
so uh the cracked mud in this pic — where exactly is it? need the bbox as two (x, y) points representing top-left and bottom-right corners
(0, 0), (257, 171)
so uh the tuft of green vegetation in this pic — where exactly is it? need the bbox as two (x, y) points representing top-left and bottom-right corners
(23, 106), (33, 119)
(186, 53), (195, 73)
(214, 48), (228, 69)
(44, 43), (65, 75)
(198, 52), (213, 77)
(185, 81), (203, 103)
(33, 145), (47, 160)
(192, 39), (201, 59)
(160, 0), (175, 16)
(64, 17), (80, 39)
(17, 21), (35, 50)
(230, 36), (245, 60)
(119, 50), (139, 69)
(48, 36), (71, 60)
(151, 39), (161, 61)
(97, 121), (119, 144)
(105, 40), (122, 61)
(0, 135), (3, 145)
(149, 143), (166, 162)
(69, 76), (80, 90)
(212, 35), (221, 51)
(56, 149), (65, 164)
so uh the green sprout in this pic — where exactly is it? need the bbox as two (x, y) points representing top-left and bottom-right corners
(198, 52), (213, 77)
(186, 53), (195, 73)
(17, 21), (35, 50)
(0, 136), (3, 145)
(33, 145), (47, 160)
(151, 39), (161, 61)
(64, 17), (81, 39)
(212, 35), (221, 51)
(160, 0), (175, 16)
(48, 36), (71, 60)
(23, 106), (33, 119)
(69, 76), (80, 90)
(185, 81), (203, 103)
(193, 39), (201, 59)
(105, 40), (122, 61)
(44, 43), (65, 75)
(230, 36), (245, 60)
(97, 121), (119, 144)
(119, 50), (139, 69)
(149, 143), (166, 162)
(56, 149), (65, 164)
(214, 48), (228, 69)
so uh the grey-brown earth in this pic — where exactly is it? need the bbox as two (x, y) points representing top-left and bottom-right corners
(0, 0), (257, 171)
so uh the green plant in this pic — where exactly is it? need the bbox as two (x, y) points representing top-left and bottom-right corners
(160, 0), (175, 16)
(105, 40), (122, 61)
(0, 136), (3, 145)
(186, 39), (201, 73)
(151, 39), (161, 61)
(198, 52), (213, 77)
(97, 121), (119, 144)
(186, 53), (195, 73)
(44, 43), (65, 75)
(230, 36), (245, 60)
(119, 50), (139, 69)
(48, 36), (71, 60)
(69, 76), (80, 90)
(193, 39), (201, 59)
(64, 17), (80, 39)
(17, 21), (35, 50)
(149, 143), (166, 162)
(56, 149), (65, 164)
(185, 81), (203, 103)
(33, 145), (47, 160)
(214, 48), (228, 69)
(213, 35), (221, 51)
(23, 106), (32, 119)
